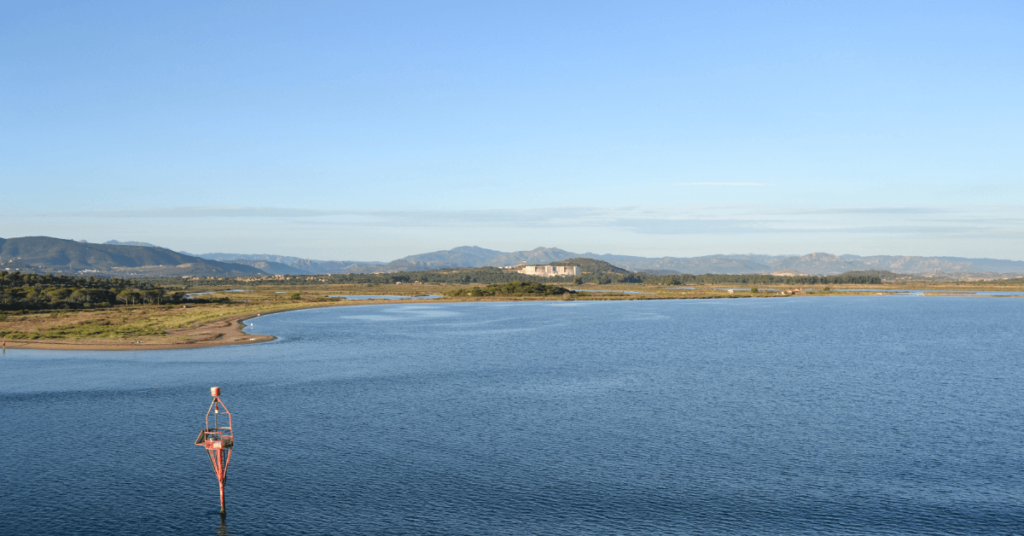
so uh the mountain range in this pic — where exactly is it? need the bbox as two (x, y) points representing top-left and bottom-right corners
(199, 246), (1024, 277)
(193, 253), (384, 276)
(0, 236), (263, 277)
(3, 236), (1024, 278)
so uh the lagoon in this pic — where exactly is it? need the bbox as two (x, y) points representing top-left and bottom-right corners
(3, 297), (1024, 534)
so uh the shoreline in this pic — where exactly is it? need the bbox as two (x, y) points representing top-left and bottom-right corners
(4, 289), (1019, 352)
(2, 299), (455, 351)
(0, 302), (359, 352)
(3, 313), (277, 351)
(0, 295), (699, 351)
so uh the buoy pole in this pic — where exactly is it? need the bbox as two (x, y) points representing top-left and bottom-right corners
(196, 386), (234, 516)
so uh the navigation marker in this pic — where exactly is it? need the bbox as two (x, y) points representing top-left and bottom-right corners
(195, 386), (234, 515)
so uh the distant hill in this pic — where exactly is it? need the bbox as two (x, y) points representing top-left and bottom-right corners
(222, 259), (309, 276)
(375, 247), (1024, 277)
(483, 247), (580, 267)
(104, 240), (158, 247)
(202, 246), (582, 274)
(0, 236), (265, 277)
(380, 246), (504, 271)
(583, 253), (770, 274)
(759, 253), (1024, 276)
(198, 252), (386, 275)
(549, 257), (629, 274)
(13, 236), (1024, 278)
(268, 246), (1024, 277)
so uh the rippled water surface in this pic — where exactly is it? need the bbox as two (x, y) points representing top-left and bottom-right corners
(3, 298), (1024, 535)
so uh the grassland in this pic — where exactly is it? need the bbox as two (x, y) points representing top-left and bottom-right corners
(2, 279), (1021, 350)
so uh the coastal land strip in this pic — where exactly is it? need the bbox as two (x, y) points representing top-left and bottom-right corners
(2, 281), (1021, 352)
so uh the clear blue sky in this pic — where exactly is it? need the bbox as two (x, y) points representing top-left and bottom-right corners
(2, 1), (1022, 261)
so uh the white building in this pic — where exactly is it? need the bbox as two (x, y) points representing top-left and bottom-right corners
(517, 265), (579, 277)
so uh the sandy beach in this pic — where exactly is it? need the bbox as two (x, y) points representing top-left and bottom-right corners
(2, 311), (276, 351)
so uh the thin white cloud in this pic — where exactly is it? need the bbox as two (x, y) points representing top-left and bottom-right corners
(10, 205), (1024, 239)
(55, 206), (341, 218)
(674, 182), (768, 186)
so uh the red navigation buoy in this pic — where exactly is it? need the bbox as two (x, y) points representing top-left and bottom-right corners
(195, 386), (234, 514)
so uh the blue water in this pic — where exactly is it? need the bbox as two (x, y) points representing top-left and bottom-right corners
(839, 289), (1024, 296)
(569, 289), (654, 294)
(3, 298), (1024, 535)
(326, 294), (443, 300)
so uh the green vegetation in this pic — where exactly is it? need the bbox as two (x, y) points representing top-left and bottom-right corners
(0, 271), (186, 311)
(447, 281), (572, 297)
(836, 270), (914, 281)
(656, 273), (882, 285)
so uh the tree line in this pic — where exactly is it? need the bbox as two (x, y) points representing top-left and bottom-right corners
(0, 271), (186, 311)
(446, 281), (572, 297)
(654, 273), (883, 285)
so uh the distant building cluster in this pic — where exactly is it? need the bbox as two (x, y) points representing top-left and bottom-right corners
(517, 265), (579, 277)
(234, 275), (292, 282)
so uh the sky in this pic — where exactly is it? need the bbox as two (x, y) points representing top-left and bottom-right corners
(2, 1), (1022, 262)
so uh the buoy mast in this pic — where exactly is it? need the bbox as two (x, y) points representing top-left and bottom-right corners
(195, 386), (233, 515)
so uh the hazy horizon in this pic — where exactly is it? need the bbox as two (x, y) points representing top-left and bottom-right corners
(6, 235), (1024, 265)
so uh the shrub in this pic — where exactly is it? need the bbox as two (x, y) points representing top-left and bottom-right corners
(290, 293), (302, 300)
(448, 281), (572, 297)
